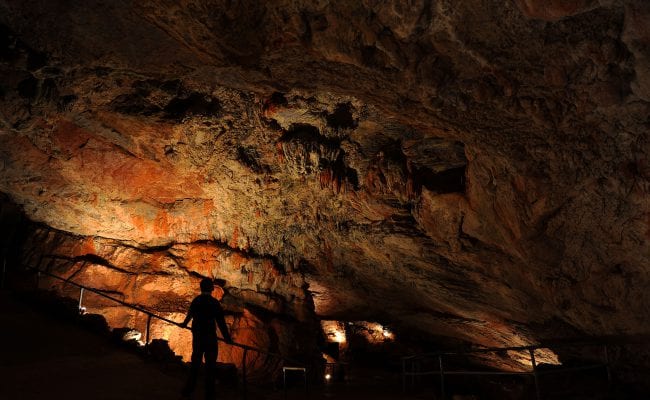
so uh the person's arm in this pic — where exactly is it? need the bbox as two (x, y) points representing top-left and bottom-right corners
(180, 302), (194, 328)
(214, 301), (233, 343)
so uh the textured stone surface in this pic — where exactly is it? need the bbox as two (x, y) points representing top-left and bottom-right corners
(0, 0), (648, 377)
(21, 226), (318, 374)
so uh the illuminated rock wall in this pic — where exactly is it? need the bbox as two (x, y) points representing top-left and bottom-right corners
(21, 225), (319, 376)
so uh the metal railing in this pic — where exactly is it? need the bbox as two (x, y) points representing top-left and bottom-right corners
(402, 342), (613, 400)
(20, 262), (308, 399)
(282, 366), (308, 400)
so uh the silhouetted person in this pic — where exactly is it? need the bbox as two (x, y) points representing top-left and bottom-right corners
(180, 278), (232, 399)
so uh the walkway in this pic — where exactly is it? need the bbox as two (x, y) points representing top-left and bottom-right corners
(0, 290), (241, 400)
(0, 289), (424, 400)
(1, 288), (637, 400)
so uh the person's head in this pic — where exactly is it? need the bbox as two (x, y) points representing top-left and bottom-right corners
(200, 278), (214, 294)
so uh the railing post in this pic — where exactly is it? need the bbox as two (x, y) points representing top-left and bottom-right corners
(145, 314), (152, 349)
(604, 344), (612, 387)
(529, 348), (541, 400)
(304, 368), (308, 397)
(402, 358), (406, 392)
(78, 287), (84, 314)
(16, 266), (308, 400)
(439, 355), (445, 400)
(283, 366), (287, 400)
(242, 348), (248, 400)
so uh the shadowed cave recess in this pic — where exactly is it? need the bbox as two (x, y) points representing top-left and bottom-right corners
(0, 0), (649, 398)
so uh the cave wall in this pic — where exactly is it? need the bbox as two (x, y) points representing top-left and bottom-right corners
(19, 224), (319, 375)
(0, 0), (648, 374)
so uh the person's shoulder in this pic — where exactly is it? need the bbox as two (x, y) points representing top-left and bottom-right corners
(209, 296), (223, 307)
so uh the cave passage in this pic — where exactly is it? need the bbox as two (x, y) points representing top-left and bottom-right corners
(0, 1), (648, 399)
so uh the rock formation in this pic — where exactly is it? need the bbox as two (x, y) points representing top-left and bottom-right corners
(0, 0), (648, 380)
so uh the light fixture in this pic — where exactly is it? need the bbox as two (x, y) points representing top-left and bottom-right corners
(333, 331), (346, 343)
(325, 373), (332, 381)
(382, 329), (394, 340)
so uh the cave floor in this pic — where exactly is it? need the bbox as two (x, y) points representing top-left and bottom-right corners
(0, 287), (624, 400)
(0, 289), (199, 400)
(0, 289), (433, 400)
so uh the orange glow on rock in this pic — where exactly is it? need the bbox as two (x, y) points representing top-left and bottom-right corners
(52, 119), (93, 155)
(276, 142), (285, 162)
(184, 244), (222, 276)
(321, 320), (347, 344)
(127, 213), (144, 233)
(71, 237), (96, 257)
(219, 310), (279, 374)
(230, 252), (246, 271)
(262, 259), (279, 277)
(52, 119), (204, 205)
(229, 225), (240, 248)
(153, 209), (171, 236)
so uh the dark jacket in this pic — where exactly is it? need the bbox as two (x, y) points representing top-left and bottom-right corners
(185, 293), (232, 342)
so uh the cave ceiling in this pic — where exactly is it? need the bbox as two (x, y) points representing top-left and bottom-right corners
(0, 0), (648, 361)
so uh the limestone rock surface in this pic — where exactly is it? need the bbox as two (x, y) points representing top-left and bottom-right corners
(0, 0), (648, 376)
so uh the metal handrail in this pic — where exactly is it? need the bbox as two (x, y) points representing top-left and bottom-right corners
(402, 340), (615, 360)
(28, 264), (303, 360)
(401, 340), (620, 400)
(21, 263), (308, 398)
